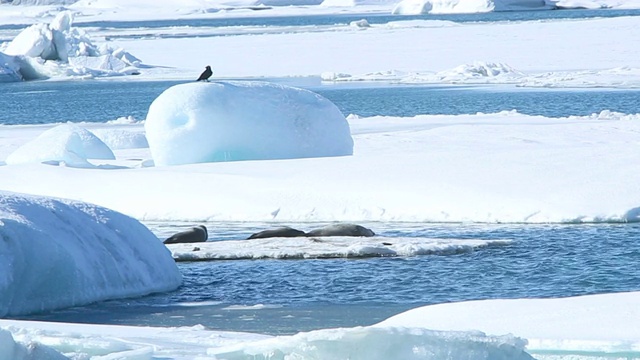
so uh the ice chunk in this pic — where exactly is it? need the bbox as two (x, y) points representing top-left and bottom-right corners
(0, 191), (182, 317)
(145, 81), (353, 166)
(5, 124), (115, 167)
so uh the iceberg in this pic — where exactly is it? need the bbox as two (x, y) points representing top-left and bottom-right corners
(145, 81), (353, 166)
(0, 191), (182, 317)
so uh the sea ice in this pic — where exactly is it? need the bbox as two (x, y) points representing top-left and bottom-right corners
(166, 236), (513, 261)
(211, 326), (534, 360)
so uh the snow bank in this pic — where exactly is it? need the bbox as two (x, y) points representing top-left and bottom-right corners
(0, 191), (181, 317)
(5, 124), (114, 167)
(167, 236), (512, 261)
(376, 292), (640, 358)
(392, 0), (554, 14)
(145, 81), (353, 166)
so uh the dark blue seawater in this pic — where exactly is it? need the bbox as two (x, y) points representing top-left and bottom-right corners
(1, 79), (640, 124)
(14, 222), (640, 335)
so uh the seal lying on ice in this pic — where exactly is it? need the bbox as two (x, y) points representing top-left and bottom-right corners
(164, 225), (208, 244)
(247, 226), (307, 240)
(306, 223), (375, 237)
(246, 223), (376, 240)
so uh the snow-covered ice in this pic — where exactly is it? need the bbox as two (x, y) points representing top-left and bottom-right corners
(377, 291), (640, 358)
(166, 236), (513, 260)
(3, 1), (640, 85)
(1, 110), (639, 224)
(145, 81), (353, 166)
(0, 318), (535, 359)
(0, 191), (181, 317)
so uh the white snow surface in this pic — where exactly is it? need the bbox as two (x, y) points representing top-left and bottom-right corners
(0, 191), (182, 317)
(377, 291), (640, 358)
(145, 81), (353, 166)
(1, 110), (639, 224)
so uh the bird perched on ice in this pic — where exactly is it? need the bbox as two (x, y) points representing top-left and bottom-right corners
(196, 65), (213, 81)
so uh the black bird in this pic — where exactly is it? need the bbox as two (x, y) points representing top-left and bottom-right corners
(196, 65), (213, 82)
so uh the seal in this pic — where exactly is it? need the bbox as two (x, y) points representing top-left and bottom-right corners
(164, 225), (208, 244)
(247, 226), (307, 239)
(306, 223), (375, 237)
